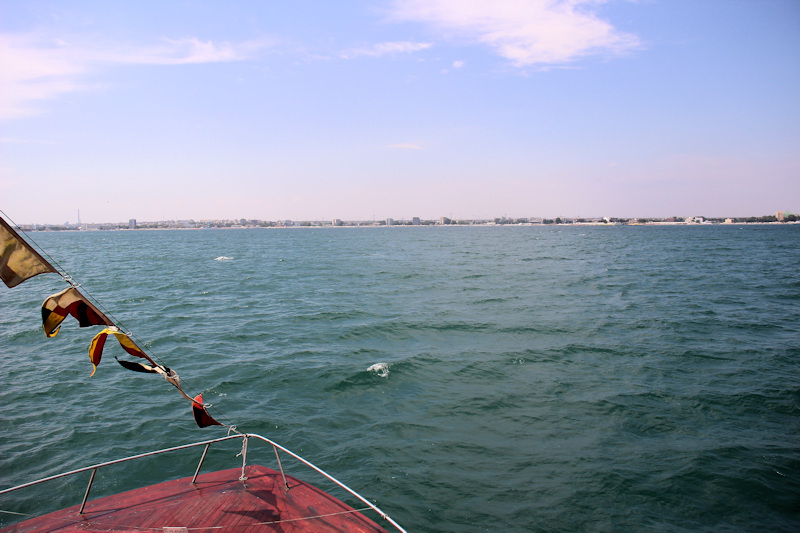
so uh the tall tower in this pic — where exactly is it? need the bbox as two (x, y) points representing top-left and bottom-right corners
(77, 209), (81, 226)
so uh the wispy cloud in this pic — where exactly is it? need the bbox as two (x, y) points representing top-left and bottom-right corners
(388, 0), (640, 67)
(0, 137), (48, 144)
(341, 41), (432, 59)
(0, 33), (271, 120)
(106, 37), (252, 65)
(387, 142), (424, 149)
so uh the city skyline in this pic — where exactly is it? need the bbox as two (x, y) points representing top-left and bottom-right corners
(2, 1), (799, 225)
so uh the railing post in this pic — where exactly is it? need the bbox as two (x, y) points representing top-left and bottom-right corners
(191, 443), (211, 484)
(79, 468), (97, 514)
(273, 444), (289, 490)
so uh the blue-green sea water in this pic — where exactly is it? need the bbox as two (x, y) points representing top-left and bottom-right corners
(1, 225), (799, 532)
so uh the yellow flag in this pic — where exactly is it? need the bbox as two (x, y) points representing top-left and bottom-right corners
(0, 217), (57, 288)
(88, 326), (153, 376)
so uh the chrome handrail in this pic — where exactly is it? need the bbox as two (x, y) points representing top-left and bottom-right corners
(0, 433), (406, 533)
(245, 434), (407, 533)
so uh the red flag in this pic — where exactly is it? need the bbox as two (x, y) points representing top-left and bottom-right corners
(192, 394), (223, 428)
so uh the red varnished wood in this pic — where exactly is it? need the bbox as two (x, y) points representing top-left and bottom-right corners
(2, 466), (388, 532)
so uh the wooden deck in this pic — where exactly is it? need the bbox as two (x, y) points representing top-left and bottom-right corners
(2, 465), (388, 532)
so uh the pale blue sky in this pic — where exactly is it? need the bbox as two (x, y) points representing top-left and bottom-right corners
(2, 0), (798, 224)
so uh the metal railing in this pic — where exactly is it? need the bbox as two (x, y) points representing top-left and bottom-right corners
(0, 433), (407, 533)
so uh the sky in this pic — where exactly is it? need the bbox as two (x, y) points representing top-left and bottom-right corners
(1, 0), (799, 224)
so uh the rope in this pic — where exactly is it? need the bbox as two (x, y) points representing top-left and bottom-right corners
(178, 508), (377, 531)
(0, 506), (377, 531)
(0, 509), (33, 517)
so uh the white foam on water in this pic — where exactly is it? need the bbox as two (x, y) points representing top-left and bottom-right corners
(214, 256), (234, 261)
(367, 363), (389, 378)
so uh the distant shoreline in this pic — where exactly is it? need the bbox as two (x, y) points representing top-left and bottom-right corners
(15, 220), (799, 232)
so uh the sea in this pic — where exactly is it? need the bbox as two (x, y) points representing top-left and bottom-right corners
(1, 224), (798, 532)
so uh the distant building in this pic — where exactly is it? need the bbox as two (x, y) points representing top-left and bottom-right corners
(776, 211), (785, 221)
(386, 218), (394, 226)
(332, 219), (343, 226)
(129, 219), (137, 229)
(412, 217), (421, 226)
